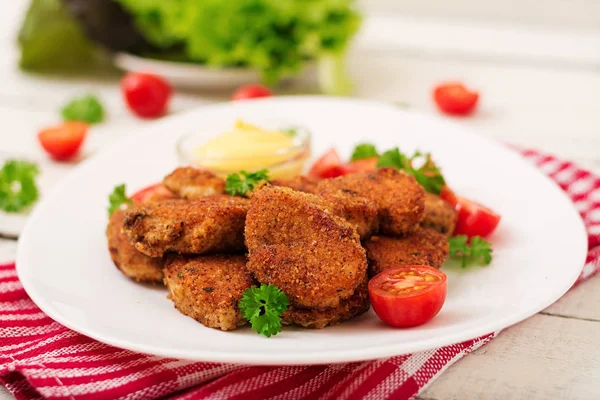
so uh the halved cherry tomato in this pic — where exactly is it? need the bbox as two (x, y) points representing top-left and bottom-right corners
(131, 183), (174, 203)
(345, 157), (379, 174)
(121, 72), (172, 118)
(433, 82), (479, 116)
(454, 196), (501, 238)
(38, 121), (88, 161)
(308, 148), (345, 179)
(231, 84), (273, 101)
(439, 185), (458, 207)
(369, 266), (447, 328)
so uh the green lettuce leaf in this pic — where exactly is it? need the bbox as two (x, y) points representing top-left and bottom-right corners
(116, 0), (361, 92)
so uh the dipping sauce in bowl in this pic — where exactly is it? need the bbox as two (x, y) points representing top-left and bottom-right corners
(177, 120), (310, 179)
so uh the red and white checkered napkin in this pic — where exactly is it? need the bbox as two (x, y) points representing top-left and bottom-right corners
(1, 149), (600, 400)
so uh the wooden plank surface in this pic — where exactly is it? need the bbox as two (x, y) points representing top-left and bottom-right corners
(420, 311), (600, 400)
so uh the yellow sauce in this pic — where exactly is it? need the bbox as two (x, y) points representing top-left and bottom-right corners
(192, 120), (308, 179)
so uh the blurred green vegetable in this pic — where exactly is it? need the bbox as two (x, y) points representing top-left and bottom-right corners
(116, 0), (361, 93)
(18, 0), (107, 71)
(61, 94), (105, 123)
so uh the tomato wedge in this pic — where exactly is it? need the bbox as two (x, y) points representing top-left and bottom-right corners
(345, 157), (379, 174)
(439, 185), (458, 207)
(454, 196), (501, 238)
(131, 183), (174, 203)
(38, 121), (88, 161)
(433, 82), (479, 116)
(368, 266), (447, 328)
(307, 148), (345, 179)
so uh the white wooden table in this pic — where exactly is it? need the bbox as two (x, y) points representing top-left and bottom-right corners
(1, 2), (600, 399)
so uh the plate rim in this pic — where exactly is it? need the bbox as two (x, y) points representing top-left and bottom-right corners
(16, 96), (589, 365)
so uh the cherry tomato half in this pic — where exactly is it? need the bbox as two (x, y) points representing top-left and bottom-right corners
(433, 82), (479, 116)
(131, 183), (175, 203)
(453, 196), (501, 238)
(231, 84), (273, 101)
(369, 266), (447, 328)
(121, 72), (172, 118)
(38, 121), (88, 161)
(308, 148), (345, 179)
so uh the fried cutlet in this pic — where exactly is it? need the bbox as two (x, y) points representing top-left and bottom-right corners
(282, 280), (370, 329)
(420, 192), (458, 236)
(245, 186), (367, 309)
(163, 167), (225, 199)
(315, 168), (425, 236)
(272, 175), (320, 194)
(123, 196), (250, 257)
(164, 255), (255, 331)
(317, 186), (380, 239)
(106, 209), (164, 283)
(365, 228), (449, 277)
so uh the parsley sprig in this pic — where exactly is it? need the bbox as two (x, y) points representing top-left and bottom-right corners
(61, 94), (105, 124)
(376, 147), (446, 195)
(108, 184), (133, 216)
(0, 160), (40, 213)
(449, 235), (493, 267)
(225, 170), (270, 196)
(239, 284), (289, 337)
(350, 143), (379, 161)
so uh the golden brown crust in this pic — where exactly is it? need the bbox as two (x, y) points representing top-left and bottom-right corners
(282, 280), (370, 329)
(272, 175), (321, 194)
(317, 186), (380, 239)
(245, 186), (367, 309)
(123, 196), (250, 257)
(365, 228), (449, 277)
(315, 168), (425, 236)
(420, 192), (458, 236)
(164, 255), (255, 331)
(106, 209), (164, 283)
(163, 167), (225, 199)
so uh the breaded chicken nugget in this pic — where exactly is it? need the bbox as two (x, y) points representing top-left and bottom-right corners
(365, 228), (449, 277)
(420, 192), (457, 236)
(106, 209), (164, 283)
(245, 186), (339, 251)
(317, 187), (379, 239)
(163, 167), (225, 199)
(282, 280), (370, 329)
(123, 196), (249, 257)
(245, 187), (367, 309)
(272, 175), (320, 194)
(164, 255), (254, 331)
(316, 168), (425, 236)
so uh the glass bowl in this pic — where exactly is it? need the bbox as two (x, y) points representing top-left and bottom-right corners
(176, 123), (311, 180)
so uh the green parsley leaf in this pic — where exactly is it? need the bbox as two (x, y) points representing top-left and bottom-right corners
(411, 152), (446, 195)
(239, 284), (289, 337)
(377, 147), (409, 169)
(448, 235), (493, 267)
(350, 143), (379, 161)
(0, 160), (40, 213)
(108, 184), (132, 217)
(377, 148), (446, 195)
(225, 170), (270, 196)
(61, 94), (105, 124)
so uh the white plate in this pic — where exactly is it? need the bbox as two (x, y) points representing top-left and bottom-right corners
(113, 53), (314, 90)
(17, 97), (587, 365)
